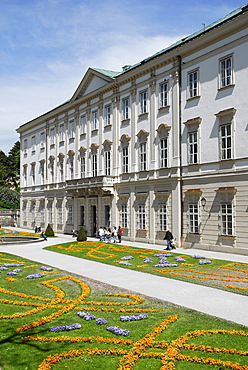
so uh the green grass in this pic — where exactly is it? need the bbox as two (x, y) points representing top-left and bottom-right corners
(0, 251), (247, 369)
(44, 240), (248, 296)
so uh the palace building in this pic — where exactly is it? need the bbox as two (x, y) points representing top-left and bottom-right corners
(17, 5), (248, 254)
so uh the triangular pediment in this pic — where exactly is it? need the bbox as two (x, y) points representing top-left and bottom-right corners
(71, 67), (120, 102)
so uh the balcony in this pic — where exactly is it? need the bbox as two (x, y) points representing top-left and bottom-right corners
(66, 175), (117, 196)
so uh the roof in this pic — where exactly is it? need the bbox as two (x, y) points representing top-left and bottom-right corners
(91, 68), (121, 78)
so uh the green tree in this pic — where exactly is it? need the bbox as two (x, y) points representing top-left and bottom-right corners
(77, 226), (87, 241)
(45, 224), (55, 237)
(0, 187), (20, 209)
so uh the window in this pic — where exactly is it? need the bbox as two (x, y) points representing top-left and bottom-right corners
(220, 124), (232, 160)
(31, 163), (36, 185)
(68, 119), (75, 139)
(122, 98), (129, 120)
(47, 201), (53, 224)
(80, 115), (86, 135)
(92, 111), (98, 131)
(160, 138), (168, 168)
(220, 56), (233, 88)
(140, 90), (147, 114)
(57, 202), (63, 225)
(50, 159), (55, 183)
(121, 204), (128, 228)
(40, 162), (45, 184)
(59, 158), (64, 182)
(138, 204), (146, 230)
(104, 150), (111, 176)
(92, 153), (97, 177)
(221, 203), (233, 236)
(31, 202), (36, 223)
(158, 204), (167, 231)
(105, 105), (111, 126)
(139, 142), (147, 171)
(59, 124), (65, 142)
(122, 146), (129, 173)
(40, 201), (45, 223)
(50, 127), (55, 145)
(188, 70), (198, 98)
(80, 154), (86, 178)
(67, 205), (73, 225)
(23, 202), (27, 222)
(188, 131), (198, 164)
(23, 139), (28, 154)
(69, 158), (74, 180)
(40, 132), (45, 148)
(31, 136), (36, 152)
(188, 204), (199, 233)
(159, 82), (168, 107)
(23, 166), (27, 187)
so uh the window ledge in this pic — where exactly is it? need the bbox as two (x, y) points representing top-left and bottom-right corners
(219, 234), (236, 238)
(121, 118), (130, 125)
(218, 84), (235, 91)
(186, 95), (200, 102)
(104, 124), (112, 129)
(138, 112), (149, 119)
(91, 129), (99, 134)
(158, 105), (170, 111)
(80, 133), (86, 138)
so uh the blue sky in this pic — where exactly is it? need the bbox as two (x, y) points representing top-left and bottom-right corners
(0, 0), (246, 154)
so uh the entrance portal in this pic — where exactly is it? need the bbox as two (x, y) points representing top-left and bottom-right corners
(91, 205), (97, 236)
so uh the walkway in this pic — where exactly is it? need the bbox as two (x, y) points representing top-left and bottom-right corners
(1, 228), (248, 327)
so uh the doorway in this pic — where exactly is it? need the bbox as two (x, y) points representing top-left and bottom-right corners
(91, 205), (97, 236)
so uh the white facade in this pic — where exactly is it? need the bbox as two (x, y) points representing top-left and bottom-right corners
(17, 5), (248, 254)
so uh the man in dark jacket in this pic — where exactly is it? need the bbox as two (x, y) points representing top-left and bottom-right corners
(164, 230), (174, 250)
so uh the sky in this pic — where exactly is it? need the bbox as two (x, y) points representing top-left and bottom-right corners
(0, 0), (246, 155)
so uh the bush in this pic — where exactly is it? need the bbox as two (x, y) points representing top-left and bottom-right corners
(45, 224), (55, 237)
(0, 187), (20, 209)
(77, 226), (87, 242)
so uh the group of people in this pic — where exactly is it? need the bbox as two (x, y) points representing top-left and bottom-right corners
(34, 226), (47, 240)
(98, 226), (123, 243)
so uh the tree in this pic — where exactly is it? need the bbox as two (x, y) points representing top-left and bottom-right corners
(45, 224), (55, 237)
(0, 187), (20, 209)
(77, 226), (87, 241)
(0, 142), (20, 191)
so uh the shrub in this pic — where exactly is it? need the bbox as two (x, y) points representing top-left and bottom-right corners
(45, 224), (55, 237)
(77, 226), (87, 242)
(0, 187), (20, 209)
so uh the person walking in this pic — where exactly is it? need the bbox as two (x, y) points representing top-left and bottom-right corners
(117, 226), (123, 243)
(163, 229), (173, 250)
(98, 226), (104, 242)
(112, 226), (117, 243)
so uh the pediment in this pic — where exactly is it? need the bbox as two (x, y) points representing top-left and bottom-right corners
(71, 67), (120, 102)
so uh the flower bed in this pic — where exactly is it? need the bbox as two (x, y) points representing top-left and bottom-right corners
(0, 252), (247, 369)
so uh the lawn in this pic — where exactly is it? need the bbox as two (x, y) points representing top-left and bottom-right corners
(0, 227), (40, 237)
(0, 251), (247, 369)
(45, 240), (248, 296)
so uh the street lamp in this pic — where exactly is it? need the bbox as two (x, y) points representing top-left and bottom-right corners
(201, 197), (210, 217)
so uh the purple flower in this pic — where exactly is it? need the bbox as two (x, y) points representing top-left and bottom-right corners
(40, 266), (53, 271)
(120, 256), (134, 260)
(120, 314), (148, 322)
(192, 255), (206, 259)
(26, 274), (46, 279)
(13, 268), (22, 272)
(199, 259), (212, 264)
(2, 264), (24, 267)
(0, 266), (8, 270)
(7, 271), (18, 275)
(106, 326), (129, 336)
(174, 257), (186, 262)
(49, 323), (81, 332)
(118, 261), (131, 266)
(143, 258), (152, 263)
(96, 318), (107, 325)
(77, 311), (96, 320)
